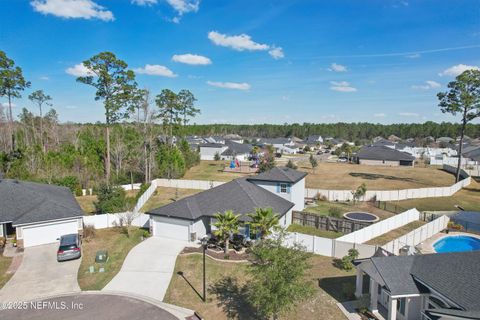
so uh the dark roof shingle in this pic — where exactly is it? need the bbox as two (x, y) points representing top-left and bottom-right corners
(0, 179), (84, 225)
(147, 177), (294, 221)
(247, 167), (307, 184)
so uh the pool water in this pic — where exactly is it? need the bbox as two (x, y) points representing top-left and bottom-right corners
(433, 235), (480, 253)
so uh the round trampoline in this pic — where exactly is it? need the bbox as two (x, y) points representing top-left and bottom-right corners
(343, 211), (379, 223)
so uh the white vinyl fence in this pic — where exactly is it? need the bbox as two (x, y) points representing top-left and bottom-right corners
(305, 165), (471, 202)
(284, 209), (426, 259)
(429, 156), (477, 167)
(336, 208), (420, 243)
(83, 212), (150, 229)
(382, 215), (450, 254)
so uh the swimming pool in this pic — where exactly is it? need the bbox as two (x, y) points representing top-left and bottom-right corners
(433, 235), (480, 253)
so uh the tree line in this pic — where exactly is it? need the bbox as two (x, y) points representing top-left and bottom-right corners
(0, 50), (200, 192)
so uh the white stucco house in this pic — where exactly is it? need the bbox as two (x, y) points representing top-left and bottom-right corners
(354, 251), (480, 320)
(147, 167), (307, 242)
(0, 179), (84, 248)
(199, 143), (228, 160)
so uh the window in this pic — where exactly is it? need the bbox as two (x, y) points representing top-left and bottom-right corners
(397, 298), (406, 315)
(280, 183), (288, 193)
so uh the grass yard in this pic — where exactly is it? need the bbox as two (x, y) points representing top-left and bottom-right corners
(385, 179), (480, 212)
(287, 224), (343, 239)
(365, 220), (426, 246)
(297, 162), (455, 190)
(183, 161), (254, 182)
(140, 187), (203, 212)
(164, 254), (354, 320)
(77, 227), (144, 291)
(0, 254), (13, 289)
(305, 201), (394, 220)
(75, 190), (139, 214)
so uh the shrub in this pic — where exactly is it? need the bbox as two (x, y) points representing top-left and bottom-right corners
(83, 225), (96, 240)
(315, 192), (327, 201)
(328, 207), (342, 218)
(75, 186), (84, 197)
(142, 229), (150, 238)
(214, 152), (221, 161)
(341, 248), (359, 271)
(286, 159), (298, 170)
(94, 183), (128, 214)
(447, 221), (463, 230)
(135, 183), (151, 201)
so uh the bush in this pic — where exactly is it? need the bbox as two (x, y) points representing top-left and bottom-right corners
(214, 152), (221, 161)
(142, 229), (150, 238)
(286, 159), (298, 170)
(340, 248), (359, 271)
(94, 183), (129, 214)
(53, 176), (81, 194)
(328, 207), (342, 218)
(135, 183), (151, 201)
(83, 225), (96, 240)
(315, 192), (327, 201)
(75, 186), (84, 197)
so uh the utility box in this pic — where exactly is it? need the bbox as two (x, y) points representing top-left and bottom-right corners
(95, 250), (109, 263)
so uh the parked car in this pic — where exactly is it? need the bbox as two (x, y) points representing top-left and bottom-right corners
(337, 157), (348, 163)
(57, 234), (82, 262)
(316, 150), (323, 155)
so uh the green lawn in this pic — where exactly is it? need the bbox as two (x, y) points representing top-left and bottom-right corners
(0, 254), (13, 289)
(77, 227), (144, 290)
(287, 224), (343, 239)
(164, 254), (354, 320)
(305, 201), (394, 220)
(385, 179), (480, 212)
(365, 220), (426, 246)
(140, 187), (202, 212)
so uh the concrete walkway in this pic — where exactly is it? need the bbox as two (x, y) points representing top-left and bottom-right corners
(0, 243), (81, 302)
(103, 237), (187, 302)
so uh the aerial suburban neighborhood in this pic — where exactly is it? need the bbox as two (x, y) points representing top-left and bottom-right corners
(1, 1), (480, 320)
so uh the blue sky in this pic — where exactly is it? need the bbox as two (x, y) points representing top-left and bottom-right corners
(1, 0), (480, 124)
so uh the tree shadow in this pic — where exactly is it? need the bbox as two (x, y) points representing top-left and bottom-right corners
(318, 275), (357, 302)
(349, 172), (416, 183)
(208, 276), (263, 320)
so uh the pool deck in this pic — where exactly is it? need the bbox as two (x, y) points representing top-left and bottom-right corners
(417, 231), (480, 254)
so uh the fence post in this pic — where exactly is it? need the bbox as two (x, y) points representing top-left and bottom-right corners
(315, 215), (319, 229)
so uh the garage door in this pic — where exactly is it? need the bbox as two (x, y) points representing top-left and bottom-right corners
(153, 216), (190, 241)
(22, 220), (79, 248)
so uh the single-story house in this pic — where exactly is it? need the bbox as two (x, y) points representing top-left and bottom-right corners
(223, 134), (243, 144)
(355, 251), (480, 320)
(261, 138), (298, 154)
(221, 140), (253, 161)
(147, 167), (306, 242)
(305, 135), (324, 146)
(372, 138), (396, 149)
(354, 146), (415, 167)
(199, 143), (228, 160)
(0, 179), (84, 248)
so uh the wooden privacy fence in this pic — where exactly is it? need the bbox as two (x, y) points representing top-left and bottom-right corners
(292, 211), (371, 234)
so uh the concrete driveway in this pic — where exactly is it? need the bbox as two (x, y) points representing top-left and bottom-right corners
(103, 237), (186, 301)
(0, 244), (81, 302)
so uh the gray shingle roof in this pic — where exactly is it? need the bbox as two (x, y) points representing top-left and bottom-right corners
(360, 251), (480, 311)
(424, 308), (480, 319)
(0, 179), (84, 226)
(410, 251), (480, 311)
(147, 177), (294, 221)
(221, 140), (253, 156)
(247, 167), (307, 184)
(357, 146), (415, 162)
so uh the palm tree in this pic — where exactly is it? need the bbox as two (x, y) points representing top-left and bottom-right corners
(212, 210), (240, 253)
(247, 208), (280, 240)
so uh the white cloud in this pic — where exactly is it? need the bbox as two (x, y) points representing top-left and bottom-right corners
(268, 47), (284, 60)
(1, 102), (16, 108)
(374, 113), (386, 118)
(31, 0), (114, 21)
(405, 53), (421, 59)
(398, 112), (419, 117)
(329, 63), (347, 72)
(172, 54), (211, 65)
(411, 80), (441, 90)
(208, 31), (269, 51)
(65, 63), (94, 77)
(134, 64), (177, 77)
(439, 64), (480, 77)
(329, 81), (357, 92)
(207, 81), (250, 90)
(40, 76), (49, 80)
(208, 31), (284, 60)
(166, 0), (199, 14)
(131, 0), (157, 6)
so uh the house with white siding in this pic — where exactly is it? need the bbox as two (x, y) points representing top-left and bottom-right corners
(147, 167), (306, 242)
